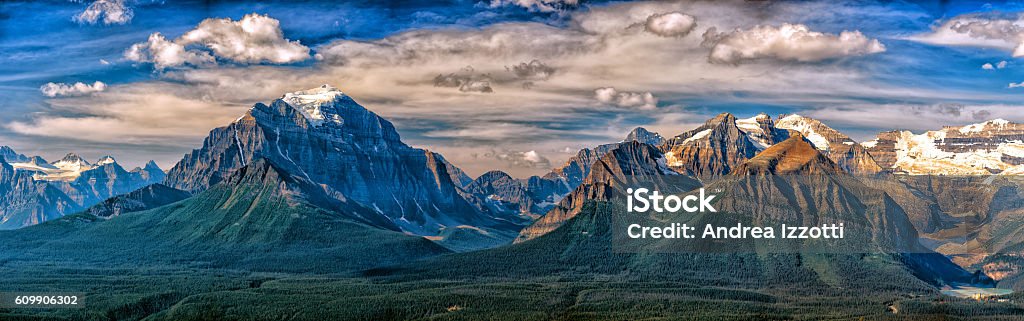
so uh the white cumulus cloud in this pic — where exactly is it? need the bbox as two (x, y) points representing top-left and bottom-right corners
(74, 0), (133, 25)
(125, 13), (310, 69)
(125, 33), (216, 70)
(983, 60), (1009, 70)
(705, 23), (886, 64)
(644, 12), (697, 37)
(39, 81), (107, 97)
(595, 87), (657, 110)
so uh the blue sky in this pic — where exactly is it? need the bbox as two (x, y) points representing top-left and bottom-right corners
(2, 0), (1024, 177)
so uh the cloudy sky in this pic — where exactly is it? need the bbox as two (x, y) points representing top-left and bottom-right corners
(2, 0), (1024, 177)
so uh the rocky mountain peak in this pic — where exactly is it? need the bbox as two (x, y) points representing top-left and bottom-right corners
(96, 155), (117, 166)
(54, 153), (88, 165)
(707, 112), (737, 125)
(734, 133), (841, 175)
(144, 160), (161, 171)
(51, 153), (93, 174)
(623, 127), (665, 145)
(475, 170), (515, 183)
(661, 112), (761, 178)
(0, 146), (29, 163)
(27, 156), (54, 168)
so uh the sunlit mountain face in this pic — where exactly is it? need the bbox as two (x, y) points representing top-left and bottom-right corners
(4, 1), (1024, 319)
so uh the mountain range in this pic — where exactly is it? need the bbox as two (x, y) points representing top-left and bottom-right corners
(0, 150), (164, 229)
(3, 84), (1024, 289)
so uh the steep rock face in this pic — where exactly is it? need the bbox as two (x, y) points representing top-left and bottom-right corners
(864, 130), (901, 169)
(439, 154), (474, 188)
(661, 113), (762, 179)
(83, 184), (190, 218)
(863, 119), (1024, 175)
(516, 142), (700, 242)
(775, 115), (883, 175)
(163, 85), (503, 237)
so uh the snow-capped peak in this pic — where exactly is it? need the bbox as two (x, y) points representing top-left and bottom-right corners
(53, 153), (89, 166)
(775, 114), (831, 151)
(96, 155), (116, 165)
(281, 84), (346, 126)
(958, 118), (1012, 134)
(51, 153), (92, 173)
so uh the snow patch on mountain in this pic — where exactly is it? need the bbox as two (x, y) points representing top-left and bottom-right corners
(682, 128), (713, 145)
(959, 119), (1010, 134)
(879, 119), (1024, 175)
(281, 84), (346, 126)
(736, 114), (773, 149)
(96, 156), (117, 166)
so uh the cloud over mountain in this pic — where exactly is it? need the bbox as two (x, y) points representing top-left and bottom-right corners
(705, 23), (886, 64)
(125, 13), (310, 69)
